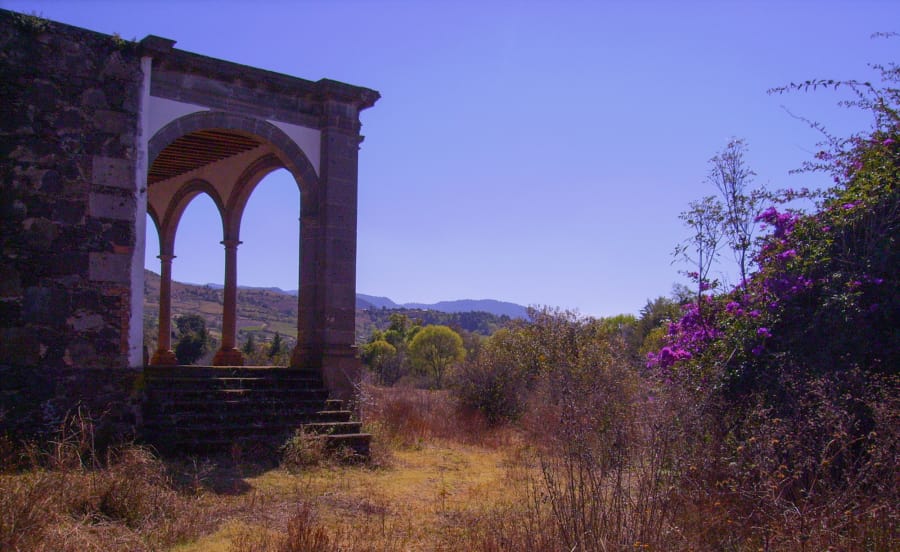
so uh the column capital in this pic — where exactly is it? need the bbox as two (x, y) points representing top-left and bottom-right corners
(221, 239), (242, 248)
(157, 253), (176, 262)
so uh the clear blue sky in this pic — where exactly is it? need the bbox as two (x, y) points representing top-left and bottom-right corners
(7, 0), (898, 316)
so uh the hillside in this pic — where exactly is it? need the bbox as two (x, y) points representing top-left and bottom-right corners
(143, 271), (516, 349)
(143, 271), (299, 354)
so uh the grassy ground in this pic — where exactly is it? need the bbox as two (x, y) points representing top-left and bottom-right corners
(174, 442), (518, 551)
(0, 387), (529, 552)
(4, 385), (894, 551)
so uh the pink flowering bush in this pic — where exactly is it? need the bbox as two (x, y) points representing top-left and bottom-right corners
(648, 62), (899, 547)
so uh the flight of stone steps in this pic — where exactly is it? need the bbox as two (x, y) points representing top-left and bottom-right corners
(141, 366), (370, 456)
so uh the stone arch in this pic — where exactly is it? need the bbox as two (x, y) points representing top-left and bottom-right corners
(146, 111), (323, 369)
(224, 153), (312, 241)
(147, 204), (162, 237)
(159, 179), (226, 256)
(148, 110), (320, 199)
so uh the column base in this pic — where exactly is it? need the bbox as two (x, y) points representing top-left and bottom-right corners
(321, 345), (361, 403)
(290, 344), (319, 369)
(291, 344), (360, 402)
(212, 348), (244, 366)
(150, 349), (178, 366)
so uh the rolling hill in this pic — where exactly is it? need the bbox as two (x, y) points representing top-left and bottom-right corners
(143, 271), (524, 351)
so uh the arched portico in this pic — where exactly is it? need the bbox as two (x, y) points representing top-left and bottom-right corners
(149, 179), (226, 366)
(135, 37), (379, 398)
(144, 102), (371, 397)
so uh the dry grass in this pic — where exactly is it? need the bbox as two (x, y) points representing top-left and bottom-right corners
(184, 438), (519, 551)
(5, 385), (895, 551)
(0, 433), (206, 551)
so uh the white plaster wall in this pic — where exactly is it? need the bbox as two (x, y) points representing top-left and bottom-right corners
(128, 57), (153, 367)
(271, 120), (321, 176)
(147, 96), (208, 139)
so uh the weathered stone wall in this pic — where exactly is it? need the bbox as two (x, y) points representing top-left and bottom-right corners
(0, 10), (144, 439)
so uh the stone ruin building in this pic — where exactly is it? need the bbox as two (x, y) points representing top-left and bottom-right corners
(0, 10), (379, 452)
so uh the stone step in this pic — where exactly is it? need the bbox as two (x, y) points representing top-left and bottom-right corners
(143, 398), (335, 415)
(140, 367), (370, 457)
(142, 376), (325, 391)
(325, 398), (344, 409)
(144, 409), (353, 427)
(143, 421), (363, 443)
(144, 388), (329, 402)
(144, 366), (321, 380)
(150, 432), (371, 456)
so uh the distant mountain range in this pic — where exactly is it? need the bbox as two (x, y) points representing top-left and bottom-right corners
(182, 279), (528, 319)
(356, 294), (528, 319)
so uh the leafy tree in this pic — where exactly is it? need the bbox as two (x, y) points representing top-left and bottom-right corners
(361, 339), (399, 385)
(360, 313), (424, 384)
(632, 296), (681, 360)
(174, 314), (209, 365)
(242, 333), (256, 356)
(408, 325), (465, 388)
(268, 332), (283, 359)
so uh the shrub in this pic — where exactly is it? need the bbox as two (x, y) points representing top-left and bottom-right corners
(280, 429), (327, 472)
(453, 355), (528, 425)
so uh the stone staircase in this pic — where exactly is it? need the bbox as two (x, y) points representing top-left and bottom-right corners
(141, 366), (370, 456)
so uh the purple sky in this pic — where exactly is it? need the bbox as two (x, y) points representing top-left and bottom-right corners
(7, 0), (898, 316)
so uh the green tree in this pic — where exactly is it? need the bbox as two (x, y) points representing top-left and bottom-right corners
(632, 296), (682, 359)
(268, 332), (283, 359)
(361, 339), (399, 384)
(174, 314), (209, 365)
(242, 333), (256, 356)
(408, 325), (465, 388)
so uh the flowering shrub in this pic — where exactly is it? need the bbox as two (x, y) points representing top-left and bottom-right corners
(652, 66), (899, 400)
(648, 61), (899, 545)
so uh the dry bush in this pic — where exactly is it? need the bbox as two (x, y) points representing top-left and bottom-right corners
(359, 384), (500, 448)
(670, 373), (900, 551)
(0, 414), (204, 551)
(280, 428), (328, 472)
(229, 502), (333, 552)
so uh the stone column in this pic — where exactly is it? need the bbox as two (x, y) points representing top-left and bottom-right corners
(150, 253), (177, 365)
(292, 208), (321, 369)
(213, 238), (244, 366)
(313, 102), (364, 399)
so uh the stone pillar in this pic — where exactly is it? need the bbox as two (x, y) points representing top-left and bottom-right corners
(213, 238), (243, 366)
(292, 209), (321, 369)
(150, 253), (177, 365)
(314, 104), (364, 400)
